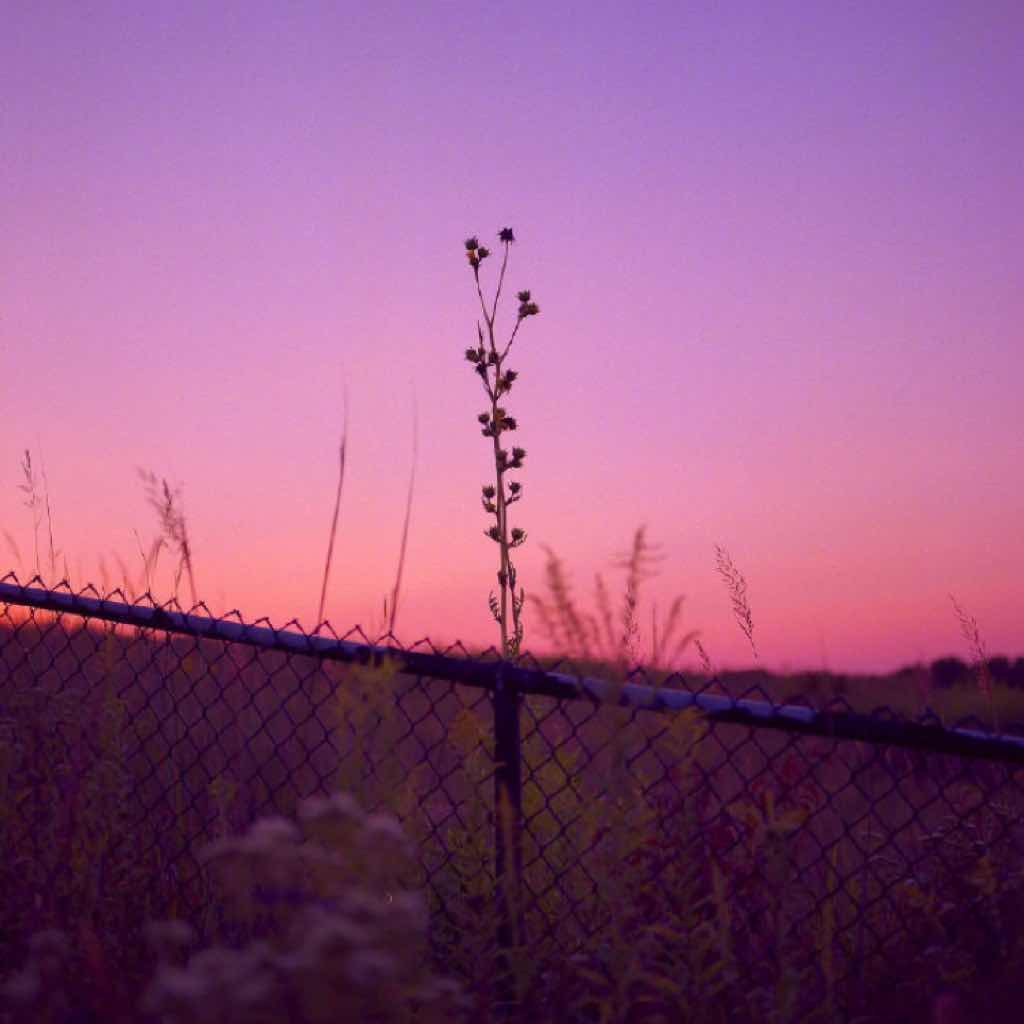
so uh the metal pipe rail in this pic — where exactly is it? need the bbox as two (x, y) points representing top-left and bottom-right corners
(3, 576), (1023, 764)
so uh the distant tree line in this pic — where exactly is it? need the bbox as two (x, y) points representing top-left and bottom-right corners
(927, 655), (1024, 689)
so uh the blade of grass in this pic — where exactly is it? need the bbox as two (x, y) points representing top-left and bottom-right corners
(316, 381), (349, 629)
(695, 637), (715, 678)
(2, 529), (22, 570)
(35, 441), (60, 582)
(132, 528), (164, 597)
(18, 449), (42, 576)
(387, 388), (419, 638)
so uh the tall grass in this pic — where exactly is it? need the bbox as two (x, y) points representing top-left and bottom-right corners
(137, 469), (198, 608)
(530, 525), (701, 681)
(16, 447), (63, 583)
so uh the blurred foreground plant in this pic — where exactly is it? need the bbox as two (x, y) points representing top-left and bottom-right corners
(4, 793), (466, 1024)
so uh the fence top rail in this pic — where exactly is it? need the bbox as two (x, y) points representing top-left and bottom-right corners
(3, 576), (1024, 765)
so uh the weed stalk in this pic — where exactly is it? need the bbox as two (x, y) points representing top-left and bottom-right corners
(464, 227), (538, 659)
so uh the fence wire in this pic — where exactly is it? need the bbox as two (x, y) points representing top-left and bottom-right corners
(3, 574), (1024, 1020)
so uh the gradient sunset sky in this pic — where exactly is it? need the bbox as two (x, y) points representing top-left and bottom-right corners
(3, 2), (1021, 676)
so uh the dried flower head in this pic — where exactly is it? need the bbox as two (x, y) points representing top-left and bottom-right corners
(361, 812), (408, 846)
(247, 817), (302, 849)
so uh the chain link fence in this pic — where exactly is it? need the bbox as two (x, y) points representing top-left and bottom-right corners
(3, 573), (1024, 1020)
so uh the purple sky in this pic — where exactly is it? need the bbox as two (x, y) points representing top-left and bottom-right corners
(2, 2), (1022, 675)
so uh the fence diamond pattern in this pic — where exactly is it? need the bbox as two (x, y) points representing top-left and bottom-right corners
(3, 574), (1024, 1020)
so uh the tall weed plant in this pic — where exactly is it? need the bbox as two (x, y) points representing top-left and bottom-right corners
(463, 228), (538, 659)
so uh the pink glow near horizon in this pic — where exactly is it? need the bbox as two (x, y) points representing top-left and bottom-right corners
(2, 3), (1021, 676)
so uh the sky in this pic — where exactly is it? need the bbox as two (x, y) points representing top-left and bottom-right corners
(2, 1), (1021, 677)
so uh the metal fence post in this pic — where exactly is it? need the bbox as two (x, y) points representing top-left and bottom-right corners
(493, 664), (523, 1013)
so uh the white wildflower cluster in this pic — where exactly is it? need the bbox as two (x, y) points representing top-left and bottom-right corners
(4, 794), (467, 1024)
(141, 793), (467, 1023)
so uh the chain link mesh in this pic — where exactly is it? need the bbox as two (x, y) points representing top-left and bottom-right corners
(3, 573), (1023, 1019)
